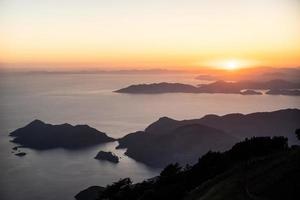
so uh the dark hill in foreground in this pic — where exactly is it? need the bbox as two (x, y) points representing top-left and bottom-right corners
(118, 109), (300, 167)
(185, 148), (300, 200)
(10, 120), (115, 150)
(76, 136), (300, 200)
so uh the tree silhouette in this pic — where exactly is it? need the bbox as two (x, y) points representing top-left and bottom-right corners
(160, 163), (181, 177)
(296, 129), (300, 140)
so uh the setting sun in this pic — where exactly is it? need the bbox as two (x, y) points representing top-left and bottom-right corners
(225, 61), (239, 70)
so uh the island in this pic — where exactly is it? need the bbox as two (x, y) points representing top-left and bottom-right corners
(9, 120), (115, 150)
(117, 109), (300, 167)
(240, 89), (262, 95)
(94, 151), (119, 163)
(115, 82), (198, 94)
(15, 152), (26, 157)
(12, 146), (18, 150)
(115, 79), (300, 95)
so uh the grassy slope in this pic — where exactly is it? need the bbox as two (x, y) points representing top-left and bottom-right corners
(185, 148), (300, 200)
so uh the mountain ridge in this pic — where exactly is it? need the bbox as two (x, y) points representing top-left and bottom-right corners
(118, 109), (300, 167)
(115, 79), (300, 95)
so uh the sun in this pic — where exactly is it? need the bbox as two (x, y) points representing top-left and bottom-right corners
(224, 60), (239, 70)
(202, 59), (251, 70)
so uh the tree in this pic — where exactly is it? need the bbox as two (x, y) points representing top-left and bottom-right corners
(100, 178), (132, 199)
(160, 163), (181, 177)
(295, 129), (300, 140)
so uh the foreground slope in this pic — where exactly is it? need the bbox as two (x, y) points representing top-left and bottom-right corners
(76, 136), (300, 200)
(185, 147), (300, 200)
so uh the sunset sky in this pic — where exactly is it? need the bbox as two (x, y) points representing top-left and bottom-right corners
(1, 0), (300, 70)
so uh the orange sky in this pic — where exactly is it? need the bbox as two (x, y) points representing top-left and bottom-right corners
(1, 0), (300, 71)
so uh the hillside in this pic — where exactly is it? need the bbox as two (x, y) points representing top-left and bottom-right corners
(185, 147), (300, 200)
(76, 136), (300, 200)
(118, 123), (237, 167)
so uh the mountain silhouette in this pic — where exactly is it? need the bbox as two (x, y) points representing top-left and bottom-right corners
(118, 109), (300, 167)
(115, 79), (300, 95)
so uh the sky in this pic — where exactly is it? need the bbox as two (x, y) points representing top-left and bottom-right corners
(0, 0), (300, 70)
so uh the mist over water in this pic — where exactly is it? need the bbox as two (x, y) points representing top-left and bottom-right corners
(0, 73), (299, 200)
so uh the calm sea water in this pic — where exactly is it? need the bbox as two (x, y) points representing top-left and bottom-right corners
(0, 73), (299, 200)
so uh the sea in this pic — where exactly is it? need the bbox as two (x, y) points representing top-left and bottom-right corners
(0, 72), (299, 200)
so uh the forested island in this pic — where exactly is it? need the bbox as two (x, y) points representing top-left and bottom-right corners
(94, 151), (119, 163)
(10, 120), (115, 150)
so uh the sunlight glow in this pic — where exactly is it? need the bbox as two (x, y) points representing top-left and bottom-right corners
(0, 0), (300, 70)
(225, 61), (239, 70)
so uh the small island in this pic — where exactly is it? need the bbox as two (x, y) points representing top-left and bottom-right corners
(240, 89), (262, 95)
(15, 152), (26, 157)
(12, 146), (19, 150)
(94, 151), (119, 163)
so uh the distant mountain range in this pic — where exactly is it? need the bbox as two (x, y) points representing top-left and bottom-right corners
(266, 89), (300, 96)
(194, 67), (300, 82)
(115, 79), (300, 95)
(2, 66), (299, 82)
